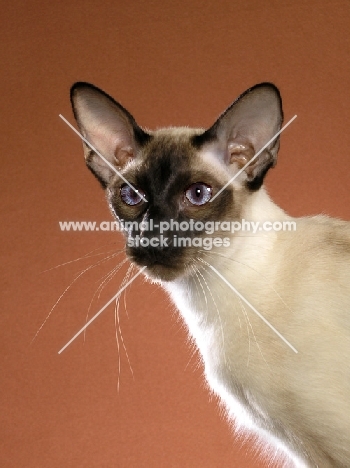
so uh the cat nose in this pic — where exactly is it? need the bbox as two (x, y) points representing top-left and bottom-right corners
(129, 233), (175, 267)
(139, 232), (173, 249)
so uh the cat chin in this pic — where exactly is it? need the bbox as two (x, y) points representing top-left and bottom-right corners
(138, 263), (184, 283)
(127, 247), (190, 282)
(129, 259), (187, 283)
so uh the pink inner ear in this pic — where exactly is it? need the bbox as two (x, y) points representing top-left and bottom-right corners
(228, 141), (255, 165)
(115, 146), (134, 167)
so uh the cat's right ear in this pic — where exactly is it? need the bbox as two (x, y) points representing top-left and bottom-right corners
(70, 82), (150, 188)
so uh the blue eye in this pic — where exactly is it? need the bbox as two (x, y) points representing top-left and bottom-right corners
(185, 183), (212, 206)
(120, 185), (145, 206)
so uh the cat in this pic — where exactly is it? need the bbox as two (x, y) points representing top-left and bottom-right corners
(69, 81), (350, 467)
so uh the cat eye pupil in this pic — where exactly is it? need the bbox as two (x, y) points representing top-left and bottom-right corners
(120, 184), (144, 206)
(185, 183), (212, 206)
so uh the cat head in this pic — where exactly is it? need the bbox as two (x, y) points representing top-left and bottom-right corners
(70, 82), (283, 281)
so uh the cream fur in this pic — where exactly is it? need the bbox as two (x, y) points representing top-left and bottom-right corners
(165, 188), (350, 467)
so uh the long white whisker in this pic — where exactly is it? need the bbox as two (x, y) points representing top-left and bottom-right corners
(96, 256), (128, 300)
(237, 295), (270, 369)
(58, 266), (147, 354)
(181, 265), (204, 373)
(198, 259), (298, 354)
(122, 265), (132, 320)
(41, 244), (123, 273)
(113, 263), (134, 392)
(32, 252), (120, 343)
(114, 298), (121, 393)
(200, 257), (278, 367)
(197, 256), (243, 334)
(192, 264), (209, 330)
(237, 297), (252, 367)
(190, 264), (202, 304)
(195, 258), (227, 364)
(83, 257), (128, 342)
(116, 264), (135, 381)
(200, 249), (293, 314)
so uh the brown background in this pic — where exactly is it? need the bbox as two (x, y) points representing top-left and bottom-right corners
(1, 1), (349, 467)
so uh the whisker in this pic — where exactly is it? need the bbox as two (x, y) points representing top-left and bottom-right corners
(114, 299), (121, 393)
(115, 264), (135, 383)
(200, 249), (293, 315)
(192, 263), (209, 329)
(190, 264), (202, 304)
(180, 264), (204, 373)
(198, 258), (252, 368)
(32, 251), (123, 343)
(122, 263), (133, 320)
(83, 257), (128, 342)
(41, 242), (125, 273)
(197, 258), (298, 354)
(200, 261), (257, 370)
(96, 257), (127, 301)
(58, 266), (147, 354)
(235, 294), (270, 369)
(195, 259), (227, 364)
(237, 297), (252, 366)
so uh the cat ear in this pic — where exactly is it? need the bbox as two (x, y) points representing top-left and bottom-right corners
(197, 83), (283, 190)
(70, 82), (150, 187)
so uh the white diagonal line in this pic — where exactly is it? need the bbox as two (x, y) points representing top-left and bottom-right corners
(210, 115), (297, 202)
(58, 266), (147, 354)
(209, 264), (298, 353)
(59, 114), (147, 203)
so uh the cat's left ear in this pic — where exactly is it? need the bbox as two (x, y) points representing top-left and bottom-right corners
(196, 83), (283, 190)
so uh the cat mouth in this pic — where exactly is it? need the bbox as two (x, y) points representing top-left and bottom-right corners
(142, 260), (183, 281)
(128, 251), (184, 282)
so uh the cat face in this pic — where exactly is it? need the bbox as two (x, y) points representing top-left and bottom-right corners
(105, 128), (237, 281)
(70, 82), (283, 281)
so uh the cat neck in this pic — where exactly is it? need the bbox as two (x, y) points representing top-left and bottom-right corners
(165, 186), (291, 302)
(240, 186), (289, 224)
(163, 186), (294, 372)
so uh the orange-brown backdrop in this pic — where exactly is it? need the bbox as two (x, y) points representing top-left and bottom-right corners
(2, 1), (349, 467)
